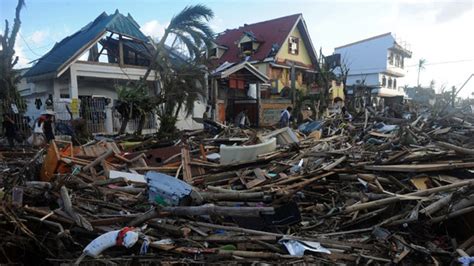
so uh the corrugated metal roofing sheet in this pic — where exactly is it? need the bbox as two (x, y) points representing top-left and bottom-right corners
(214, 14), (301, 65)
(24, 10), (149, 78)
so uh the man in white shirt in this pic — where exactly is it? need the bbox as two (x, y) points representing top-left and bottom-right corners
(279, 106), (293, 128)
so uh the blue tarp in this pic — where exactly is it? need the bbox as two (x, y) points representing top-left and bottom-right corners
(298, 121), (323, 135)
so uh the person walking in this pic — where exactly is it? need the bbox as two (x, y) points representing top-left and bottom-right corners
(235, 109), (250, 128)
(279, 106), (293, 128)
(2, 114), (17, 148)
(41, 111), (56, 143)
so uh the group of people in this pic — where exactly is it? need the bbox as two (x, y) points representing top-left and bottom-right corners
(2, 111), (56, 148)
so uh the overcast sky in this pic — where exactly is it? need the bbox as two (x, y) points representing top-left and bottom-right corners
(1, 0), (473, 98)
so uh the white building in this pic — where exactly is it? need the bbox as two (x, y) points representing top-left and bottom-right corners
(20, 10), (205, 134)
(334, 32), (412, 98)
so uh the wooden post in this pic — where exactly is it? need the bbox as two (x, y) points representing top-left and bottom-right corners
(344, 179), (474, 213)
(82, 149), (114, 172)
(181, 146), (193, 183)
(118, 34), (124, 66)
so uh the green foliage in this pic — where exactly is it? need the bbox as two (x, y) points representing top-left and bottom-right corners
(117, 4), (215, 136)
(166, 4), (215, 59)
(149, 4), (214, 136)
(156, 59), (207, 136)
(115, 82), (156, 134)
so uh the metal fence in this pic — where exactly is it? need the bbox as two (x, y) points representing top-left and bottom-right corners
(79, 97), (108, 134)
(53, 98), (158, 134)
(112, 110), (158, 134)
(0, 100), (31, 138)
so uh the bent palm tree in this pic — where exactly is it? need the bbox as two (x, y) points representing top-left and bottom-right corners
(118, 5), (214, 135)
(143, 4), (214, 81)
(144, 5), (214, 136)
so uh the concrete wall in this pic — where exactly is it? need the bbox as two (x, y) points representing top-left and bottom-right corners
(259, 99), (292, 126)
(346, 73), (380, 87)
(20, 79), (54, 124)
(335, 34), (394, 79)
(174, 100), (206, 130)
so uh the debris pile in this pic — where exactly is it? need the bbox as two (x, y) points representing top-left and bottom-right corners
(1, 107), (474, 264)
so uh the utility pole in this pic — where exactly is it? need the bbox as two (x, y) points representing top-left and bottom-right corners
(451, 86), (456, 108)
(290, 63), (296, 105)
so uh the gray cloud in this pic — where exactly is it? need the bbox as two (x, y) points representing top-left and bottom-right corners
(398, 1), (472, 24)
(435, 1), (472, 23)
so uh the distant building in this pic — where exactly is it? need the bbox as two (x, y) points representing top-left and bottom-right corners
(334, 32), (412, 100)
(404, 86), (436, 105)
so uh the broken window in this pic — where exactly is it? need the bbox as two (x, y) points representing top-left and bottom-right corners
(209, 48), (217, 57)
(288, 37), (299, 55)
(241, 42), (253, 54)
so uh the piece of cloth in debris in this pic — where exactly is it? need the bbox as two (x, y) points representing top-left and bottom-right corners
(279, 237), (331, 256)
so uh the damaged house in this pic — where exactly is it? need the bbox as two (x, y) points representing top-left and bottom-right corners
(19, 10), (205, 134)
(209, 14), (319, 126)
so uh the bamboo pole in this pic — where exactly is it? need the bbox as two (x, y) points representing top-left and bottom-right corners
(430, 206), (474, 223)
(344, 180), (474, 213)
(82, 149), (114, 172)
(419, 193), (453, 215)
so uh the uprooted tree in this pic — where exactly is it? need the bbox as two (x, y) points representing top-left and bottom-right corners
(117, 4), (214, 136)
(0, 0), (26, 113)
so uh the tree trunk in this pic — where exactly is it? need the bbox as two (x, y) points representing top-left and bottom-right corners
(119, 116), (129, 135)
(143, 30), (170, 81)
(135, 113), (146, 135)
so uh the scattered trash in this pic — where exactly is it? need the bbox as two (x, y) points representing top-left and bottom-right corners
(279, 237), (331, 256)
(82, 227), (139, 257)
(1, 102), (474, 264)
(220, 137), (276, 164)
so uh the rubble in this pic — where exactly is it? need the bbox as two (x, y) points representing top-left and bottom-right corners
(1, 105), (474, 265)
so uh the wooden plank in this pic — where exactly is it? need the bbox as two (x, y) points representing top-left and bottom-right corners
(364, 162), (474, 172)
(40, 141), (60, 181)
(246, 168), (267, 189)
(181, 146), (193, 183)
(199, 144), (207, 161)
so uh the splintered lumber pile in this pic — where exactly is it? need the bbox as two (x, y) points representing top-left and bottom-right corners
(0, 104), (473, 264)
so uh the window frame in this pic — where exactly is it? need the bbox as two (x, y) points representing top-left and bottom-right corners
(240, 41), (253, 54)
(288, 36), (299, 55)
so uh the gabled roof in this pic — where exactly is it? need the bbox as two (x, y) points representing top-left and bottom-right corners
(212, 61), (269, 83)
(24, 10), (149, 78)
(334, 32), (392, 50)
(214, 14), (306, 65)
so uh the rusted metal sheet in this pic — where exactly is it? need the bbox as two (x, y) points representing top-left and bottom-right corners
(144, 145), (181, 166)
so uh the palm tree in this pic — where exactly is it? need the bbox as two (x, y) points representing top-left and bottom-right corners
(139, 5), (214, 136)
(417, 58), (426, 87)
(143, 4), (214, 81)
(117, 5), (214, 135)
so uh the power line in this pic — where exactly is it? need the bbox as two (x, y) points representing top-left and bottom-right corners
(344, 59), (474, 73)
(18, 32), (44, 57)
